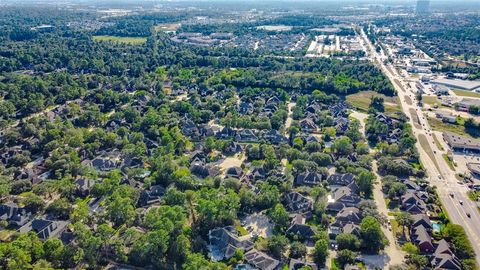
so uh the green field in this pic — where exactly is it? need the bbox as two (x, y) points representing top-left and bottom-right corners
(93, 35), (147, 44)
(432, 133), (444, 151)
(346, 91), (401, 114)
(452, 89), (480, 98)
(427, 117), (470, 138)
(442, 154), (455, 170)
(422, 95), (440, 106)
(154, 23), (181, 33)
(418, 134), (441, 173)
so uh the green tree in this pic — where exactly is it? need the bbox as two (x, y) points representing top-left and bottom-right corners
(313, 238), (329, 267)
(443, 223), (475, 260)
(46, 198), (73, 219)
(406, 254), (428, 268)
(267, 235), (289, 258)
(182, 253), (228, 270)
(357, 171), (375, 198)
(24, 194), (45, 213)
(336, 233), (360, 251)
(360, 216), (386, 254)
(401, 242), (419, 255)
(336, 249), (356, 269)
(333, 136), (354, 155)
(268, 204), (290, 231)
(290, 241), (307, 259)
(395, 212), (413, 237)
(106, 192), (136, 227)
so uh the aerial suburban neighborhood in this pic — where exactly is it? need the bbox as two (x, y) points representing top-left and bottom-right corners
(0, 0), (479, 269)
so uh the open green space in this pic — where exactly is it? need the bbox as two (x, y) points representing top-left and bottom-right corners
(442, 154), (455, 170)
(422, 95), (441, 106)
(452, 89), (480, 98)
(154, 23), (181, 32)
(93, 35), (147, 44)
(427, 117), (472, 138)
(346, 91), (401, 114)
(418, 134), (441, 173)
(432, 133), (444, 151)
(409, 108), (421, 129)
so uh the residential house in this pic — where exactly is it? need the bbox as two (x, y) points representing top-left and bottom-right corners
(411, 214), (433, 232)
(20, 219), (68, 240)
(327, 173), (355, 187)
(236, 129), (258, 142)
(403, 180), (420, 191)
(329, 186), (361, 208)
(138, 185), (165, 207)
(335, 117), (349, 135)
(199, 125), (216, 137)
(226, 166), (243, 179)
(411, 225), (434, 253)
(266, 96), (280, 106)
(75, 178), (95, 197)
(329, 102), (348, 118)
(401, 191), (427, 214)
(263, 130), (287, 145)
(283, 192), (313, 214)
(286, 214), (316, 241)
(342, 223), (361, 238)
(225, 141), (243, 155)
(295, 171), (323, 187)
(181, 119), (200, 139)
(430, 239), (462, 270)
(249, 166), (267, 181)
(238, 102), (254, 115)
(244, 249), (280, 270)
(300, 119), (317, 133)
(329, 207), (362, 237)
(0, 203), (31, 227)
(208, 226), (254, 261)
(305, 104), (322, 114)
(89, 155), (119, 172)
(288, 259), (317, 270)
(190, 150), (207, 164)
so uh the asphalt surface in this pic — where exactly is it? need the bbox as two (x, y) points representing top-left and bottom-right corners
(360, 28), (480, 264)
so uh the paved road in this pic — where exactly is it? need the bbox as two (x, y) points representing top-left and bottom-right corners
(360, 28), (480, 264)
(372, 161), (406, 267)
(284, 101), (296, 137)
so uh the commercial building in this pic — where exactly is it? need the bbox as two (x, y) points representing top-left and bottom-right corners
(467, 163), (480, 178)
(432, 78), (480, 91)
(443, 132), (480, 153)
(455, 98), (480, 112)
(416, 0), (430, 16)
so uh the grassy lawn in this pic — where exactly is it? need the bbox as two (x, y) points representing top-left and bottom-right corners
(236, 225), (249, 236)
(467, 191), (480, 201)
(390, 219), (400, 237)
(452, 89), (480, 98)
(422, 95), (440, 106)
(346, 91), (400, 114)
(427, 117), (471, 137)
(93, 35), (147, 45)
(405, 96), (413, 105)
(154, 23), (181, 32)
(418, 134), (441, 172)
(409, 108), (421, 129)
(442, 154), (455, 170)
(331, 258), (340, 270)
(432, 133), (444, 151)
(0, 230), (15, 241)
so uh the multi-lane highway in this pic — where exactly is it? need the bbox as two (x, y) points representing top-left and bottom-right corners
(360, 28), (480, 264)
